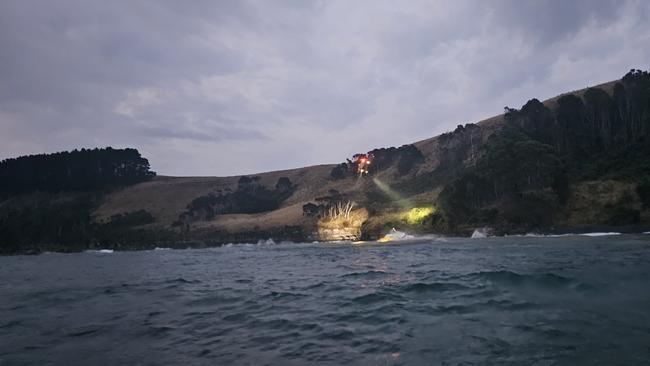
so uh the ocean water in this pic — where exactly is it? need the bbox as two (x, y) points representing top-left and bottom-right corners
(1, 235), (650, 365)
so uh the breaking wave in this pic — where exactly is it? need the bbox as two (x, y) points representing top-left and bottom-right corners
(84, 249), (114, 254)
(523, 232), (622, 238)
(579, 232), (621, 237)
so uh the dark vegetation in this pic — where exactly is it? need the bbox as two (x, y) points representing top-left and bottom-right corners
(390, 123), (487, 197)
(329, 163), (349, 180)
(0, 147), (155, 197)
(329, 144), (424, 179)
(437, 123), (483, 172)
(363, 144), (425, 174)
(638, 180), (650, 209)
(0, 193), (98, 253)
(178, 176), (295, 224)
(0, 192), (174, 254)
(0, 148), (163, 254)
(435, 69), (650, 233)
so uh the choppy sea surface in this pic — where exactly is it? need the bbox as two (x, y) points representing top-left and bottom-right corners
(2, 235), (650, 365)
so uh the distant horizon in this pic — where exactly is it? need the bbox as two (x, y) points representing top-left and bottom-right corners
(1, 1), (649, 176)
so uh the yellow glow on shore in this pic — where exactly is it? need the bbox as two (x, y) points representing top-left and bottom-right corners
(402, 206), (435, 225)
(372, 177), (435, 226)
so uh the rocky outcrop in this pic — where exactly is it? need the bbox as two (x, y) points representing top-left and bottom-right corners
(314, 226), (362, 241)
(311, 208), (368, 241)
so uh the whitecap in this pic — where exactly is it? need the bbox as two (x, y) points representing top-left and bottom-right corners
(524, 233), (573, 238)
(579, 232), (621, 237)
(154, 247), (170, 251)
(86, 249), (114, 254)
(471, 228), (488, 239)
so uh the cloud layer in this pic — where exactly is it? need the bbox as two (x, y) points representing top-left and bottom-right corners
(1, 0), (649, 176)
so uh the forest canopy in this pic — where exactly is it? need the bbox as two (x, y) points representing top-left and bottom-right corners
(436, 69), (650, 232)
(0, 147), (156, 196)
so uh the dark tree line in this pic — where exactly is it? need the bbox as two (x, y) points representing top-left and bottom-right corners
(504, 69), (650, 178)
(0, 147), (156, 196)
(437, 123), (484, 172)
(0, 192), (167, 255)
(302, 189), (349, 218)
(329, 144), (425, 179)
(438, 127), (566, 229)
(436, 69), (650, 231)
(0, 147), (161, 253)
(178, 176), (296, 224)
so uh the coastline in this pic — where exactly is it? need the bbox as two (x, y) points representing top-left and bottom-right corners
(3, 227), (649, 256)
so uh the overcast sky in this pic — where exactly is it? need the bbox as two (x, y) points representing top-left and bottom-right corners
(1, 0), (649, 176)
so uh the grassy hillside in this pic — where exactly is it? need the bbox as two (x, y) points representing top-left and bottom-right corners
(2, 70), (649, 253)
(92, 73), (650, 241)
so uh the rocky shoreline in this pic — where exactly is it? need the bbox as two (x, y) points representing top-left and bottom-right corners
(4, 224), (650, 256)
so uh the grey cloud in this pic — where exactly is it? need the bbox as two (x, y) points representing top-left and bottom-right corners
(138, 123), (266, 142)
(489, 0), (622, 45)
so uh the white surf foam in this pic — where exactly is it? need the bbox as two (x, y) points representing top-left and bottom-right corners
(471, 229), (488, 239)
(86, 249), (114, 254)
(380, 228), (414, 242)
(523, 233), (573, 238)
(522, 232), (623, 238)
(579, 232), (621, 237)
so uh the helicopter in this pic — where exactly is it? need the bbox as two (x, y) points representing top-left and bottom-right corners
(354, 153), (373, 176)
